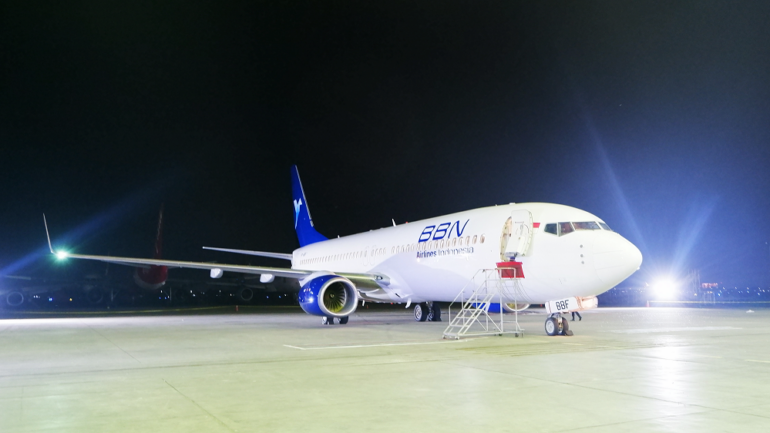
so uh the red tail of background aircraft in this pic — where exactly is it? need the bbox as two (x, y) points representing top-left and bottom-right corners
(132, 205), (168, 290)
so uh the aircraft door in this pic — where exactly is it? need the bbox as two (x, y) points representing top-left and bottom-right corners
(503, 209), (533, 260)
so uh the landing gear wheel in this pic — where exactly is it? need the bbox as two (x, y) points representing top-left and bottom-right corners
(560, 317), (571, 336)
(339, 316), (349, 325)
(429, 303), (442, 322)
(322, 316), (335, 325)
(414, 303), (429, 322)
(545, 317), (559, 336)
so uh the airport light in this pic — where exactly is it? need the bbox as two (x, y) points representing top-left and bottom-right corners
(55, 250), (69, 260)
(652, 278), (680, 299)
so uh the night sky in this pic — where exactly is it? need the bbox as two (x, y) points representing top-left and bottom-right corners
(2, 1), (769, 287)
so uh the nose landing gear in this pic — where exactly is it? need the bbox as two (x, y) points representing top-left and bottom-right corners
(544, 314), (572, 336)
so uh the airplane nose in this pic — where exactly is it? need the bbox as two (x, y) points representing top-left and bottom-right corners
(593, 234), (643, 286)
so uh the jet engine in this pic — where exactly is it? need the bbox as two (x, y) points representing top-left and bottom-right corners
(237, 287), (254, 302)
(6, 291), (24, 307)
(298, 274), (358, 318)
(134, 265), (168, 291)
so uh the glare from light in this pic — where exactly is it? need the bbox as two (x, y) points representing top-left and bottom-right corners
(55, 251), (69, 260)
(653, 278), (680, 299)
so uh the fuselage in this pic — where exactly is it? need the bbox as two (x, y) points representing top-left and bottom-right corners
(291, 203), (642, 304)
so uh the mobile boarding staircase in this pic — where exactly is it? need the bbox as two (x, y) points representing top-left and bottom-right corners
(443, 265), (526, 340)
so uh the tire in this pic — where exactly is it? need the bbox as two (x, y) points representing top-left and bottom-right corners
(544, 317), (559, 336)
(322, 316), (335, 325)
(339, 316), (349, 325)
(560, 317), (569, 335)
(430, 303), (442, 322)
(414, 304), (429, 322)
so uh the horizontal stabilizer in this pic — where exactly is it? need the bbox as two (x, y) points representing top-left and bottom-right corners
(202, 246), (293, 261)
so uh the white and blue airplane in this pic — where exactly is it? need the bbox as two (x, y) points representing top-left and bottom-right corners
(46, 166), (642, 335)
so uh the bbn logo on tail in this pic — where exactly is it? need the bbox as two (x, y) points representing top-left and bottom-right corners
(290, 166), (327, 247)
(293, 198), (302, 229)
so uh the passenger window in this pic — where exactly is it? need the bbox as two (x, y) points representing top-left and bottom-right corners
(480, 234), (485, 243)
(559, 222), (574, 236)
(465, 236), (470, 245)
(574, 221), (600, 230)
(544, 223), (557, 235)
(472, 235), (477, 244)
(599, 222), (612, 231)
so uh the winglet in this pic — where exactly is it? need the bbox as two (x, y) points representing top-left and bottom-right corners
(43, 214), (54, 254)
(153, 204), (164, 259)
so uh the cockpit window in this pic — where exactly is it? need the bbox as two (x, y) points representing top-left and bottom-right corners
(573, 221), (600, 230)
(545, 221), (610, 236)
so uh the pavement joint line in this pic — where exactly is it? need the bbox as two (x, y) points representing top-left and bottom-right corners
(283, 339), (470, 350)
(163, 380), (236, 432)
(745, 359), (770, 363)
(559, 409), (717, 432)
(86, 323), (142, 364)
(608, 326), (743, 334)
(461, 360), (751, 416)
(0, 306), (238, 316)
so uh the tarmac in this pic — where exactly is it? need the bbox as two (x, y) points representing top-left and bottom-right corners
(1, 305), (770, 432)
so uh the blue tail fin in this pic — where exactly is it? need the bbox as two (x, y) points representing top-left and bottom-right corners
(291, 166), (328, 247)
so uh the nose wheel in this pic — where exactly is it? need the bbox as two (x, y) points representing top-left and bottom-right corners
(544, 314), (572, 336)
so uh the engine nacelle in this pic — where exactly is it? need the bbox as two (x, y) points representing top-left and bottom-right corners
(6, 291), (24, 307)
(298, 274), (358, 318)
(488, 302), (530, 313)
(134, 265), (168, 290)
(237, 287), (254, 302)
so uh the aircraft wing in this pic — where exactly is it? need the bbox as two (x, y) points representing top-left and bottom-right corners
(202, 246), (293, 260)
(43, 214), (387, 287)
(53, 252), (389, 288)
(54, 252), (312, 279)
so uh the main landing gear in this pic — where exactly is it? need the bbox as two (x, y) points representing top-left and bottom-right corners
(544, 314), (573, 336)
(322, 316), (349, 325)
(413, 302), (442, 322)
